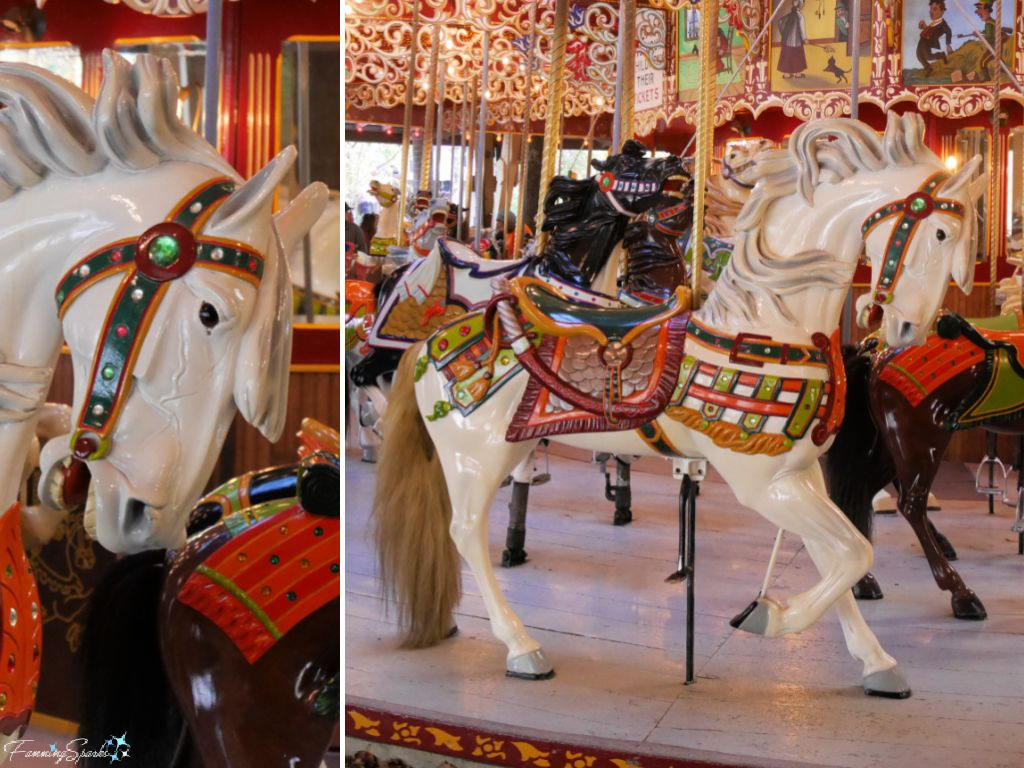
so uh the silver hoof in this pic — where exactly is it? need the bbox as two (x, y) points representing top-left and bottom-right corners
(506, 649), (554, 680)
(863, 666), (911, 699)
(730, 599), (772, 635)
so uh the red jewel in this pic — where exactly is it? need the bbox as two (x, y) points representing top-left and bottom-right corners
(115, 325), (128, 338)
(248, 258), (257, 271)
(458, 325), (471, 336)
(438, 339), (448, 351)
(111, 250), (122, 263)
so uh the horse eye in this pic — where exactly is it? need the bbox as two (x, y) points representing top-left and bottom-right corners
(199, 302), (220, 329)
(936, 229), (947, 242)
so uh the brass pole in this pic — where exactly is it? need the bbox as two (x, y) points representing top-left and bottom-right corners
(535, 0), (570, 254)
(463, 79), (477, 241)
(691, 0), (719, 309)
(420, 25), (441, 192)
(473, 30), (491, 253)
(397, 0), (421, 240)
(990, 0), (1003, 283)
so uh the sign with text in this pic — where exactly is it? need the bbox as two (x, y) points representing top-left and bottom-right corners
(635, 8), (666, 112)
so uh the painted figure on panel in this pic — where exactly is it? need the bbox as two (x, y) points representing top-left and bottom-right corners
(770, 0), (870, 92)
(902, 0), (1013, 86)
(677, 6), (745, 99)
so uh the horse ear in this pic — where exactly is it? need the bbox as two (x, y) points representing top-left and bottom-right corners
(274, 181), (329, 256)
(937, 154), (982, 199)
(222, 148), (308, 443)
(207, 146), (296, 248)
(591, 157), (607, 171)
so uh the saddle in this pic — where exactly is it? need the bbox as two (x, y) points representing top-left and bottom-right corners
(493, 277), (691, 441)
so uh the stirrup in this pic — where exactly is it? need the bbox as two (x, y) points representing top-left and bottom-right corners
(975, 454), (1009, 500)
(531, 440), (551, 486)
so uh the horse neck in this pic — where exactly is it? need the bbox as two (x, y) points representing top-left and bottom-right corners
(377, 203), (400, 239)
(590, 241), (623, 296)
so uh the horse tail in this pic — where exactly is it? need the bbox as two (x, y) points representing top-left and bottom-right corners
(79, 550), (187, 767)
(373, 342), (460, 648)
(822, 346), (894, 542)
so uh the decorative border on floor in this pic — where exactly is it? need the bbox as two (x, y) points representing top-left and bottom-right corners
(347, 703), (756, 768)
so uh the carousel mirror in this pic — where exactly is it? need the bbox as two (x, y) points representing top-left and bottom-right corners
(1006, 127), (1024, 259)
(114, 38), (205, 131)
(953, 126), (988, 261)
(0, 41), (82, 85)
(280, 37), (341, 323)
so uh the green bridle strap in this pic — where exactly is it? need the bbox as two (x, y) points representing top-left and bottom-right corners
(860, 172), (966, 305)
(55, 177), (266, 461)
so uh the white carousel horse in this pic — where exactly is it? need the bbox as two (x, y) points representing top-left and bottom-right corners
(368, 178), (402, 252)
(373, 113), (985, 697)
(0, 52), (317, 755)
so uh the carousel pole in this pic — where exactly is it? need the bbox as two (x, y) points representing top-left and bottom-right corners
(203, 0), (222, 147)
(841, 0), (862, 344)
(463, 79), (477, 241)
(420, 25), (441, 192)
(397, 0), (421, 239)
(433, 56), (446, 194)
(617, 0), (636, 147)
(990, 0), (1003, 283)
(534, 0), (570, 255)
(473, 31), (491, 253)
(514, 2), (539, 259)
(456, 84), (468, 239)
(690, 0), (719, 310)
(449, 64), (457, 204)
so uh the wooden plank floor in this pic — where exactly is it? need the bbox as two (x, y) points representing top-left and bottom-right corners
(346, 446), (1024, 768)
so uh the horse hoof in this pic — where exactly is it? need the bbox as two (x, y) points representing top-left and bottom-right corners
(506, 649), (554, 680)
(360, 447), (378, 463)
(613, 508), (632, 526)
(445, 625), (459, 639)
(863, 666), (912, 699)
(729, 599), (771, 635)
(952, 591), (987, 620)
(501, 548), (528, 568)
(852, 573), (884, 600)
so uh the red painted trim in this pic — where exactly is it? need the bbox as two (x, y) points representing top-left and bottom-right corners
(292, 325), (339, 367)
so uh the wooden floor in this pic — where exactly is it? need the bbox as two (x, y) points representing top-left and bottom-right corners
(346, 446), (1024, 768)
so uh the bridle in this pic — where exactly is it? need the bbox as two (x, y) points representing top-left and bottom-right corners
(860, 171), (965, 309)
(54, 177), (265, 462)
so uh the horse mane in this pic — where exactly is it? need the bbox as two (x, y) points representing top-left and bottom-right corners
(700, 113), (939, 326)
(0, 50), (236, 203)
(541, 174), (624, 285)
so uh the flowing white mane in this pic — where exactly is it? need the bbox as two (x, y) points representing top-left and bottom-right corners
(0, 51), (236, 202)
(699, 114), (940, 327)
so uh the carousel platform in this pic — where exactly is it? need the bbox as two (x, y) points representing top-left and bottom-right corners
(345, 445), (1024, 768)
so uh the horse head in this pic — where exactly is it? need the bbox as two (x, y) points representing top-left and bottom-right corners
(33, 51), (327, 553)
(592, 139), (688, 216)
(407, 196), (452, 257)
(368, 179), (400, 209)
(855, 115), (987, 347)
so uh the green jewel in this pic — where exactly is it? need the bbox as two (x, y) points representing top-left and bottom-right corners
(313, 527), (324, 537)
(413, 355), (429, 382)
(269, 554), (280, 565)
(286, 591), (297, 601)
(150, 234), (181, 267)
(909, 197), (927, 213)
(330, 563), (339, 573)
(101, 364), (116, 381)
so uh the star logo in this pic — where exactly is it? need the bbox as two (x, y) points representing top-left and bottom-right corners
(111, 733), (130, 761)
(49, 744), (57, 752)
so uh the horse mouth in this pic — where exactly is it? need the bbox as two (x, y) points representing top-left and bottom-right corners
(662, 176), (690, 199)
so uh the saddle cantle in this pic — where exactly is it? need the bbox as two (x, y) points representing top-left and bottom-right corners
(492, 277), (691, 440)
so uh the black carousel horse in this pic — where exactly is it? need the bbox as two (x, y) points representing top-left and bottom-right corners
(78, 428), (340, 767)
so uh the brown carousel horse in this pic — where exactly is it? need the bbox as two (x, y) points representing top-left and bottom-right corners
(823, 312), (1024, 620)
(78, 421), (340, 767)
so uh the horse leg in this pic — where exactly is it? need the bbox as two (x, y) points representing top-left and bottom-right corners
(897, 465), (986, 620)
(611, 457), (633, 526)
(355, 385), (381, 462)
(440, 438), (550, 677)
(502, 450), (534, 567)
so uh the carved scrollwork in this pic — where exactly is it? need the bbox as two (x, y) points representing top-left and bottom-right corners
(915, 88), (996, 118)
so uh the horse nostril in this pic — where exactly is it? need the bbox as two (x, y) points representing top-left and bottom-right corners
(123, 498), (150, 537)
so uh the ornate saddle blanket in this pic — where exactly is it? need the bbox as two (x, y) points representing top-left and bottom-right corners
(370, 237), (526, 350)
(877, 311), (1024, 428)
(0, 504), (41, 737)
(177, 502), (340, 664)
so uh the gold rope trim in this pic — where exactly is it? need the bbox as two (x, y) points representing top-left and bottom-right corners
(665, 405), (792, 456)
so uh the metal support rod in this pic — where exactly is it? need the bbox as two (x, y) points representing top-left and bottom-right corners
(617, 0), (636, 147)
(296, 40), (314, 323)
(464, 80), (477, 242)
(850, 0), (860, 120)
(514, 3), (538, 259)
(473, 31), (491, 253)
(682, 474), (697, 685)
(990, 0), (1003, 282)
(433, 61), (446, 196)
(457, 90), (468, 240)
(397, 1), (421, 237)
(420, 27), (441, 192)
(203, 0), (222, 147)
(535, 0), (570, 254)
